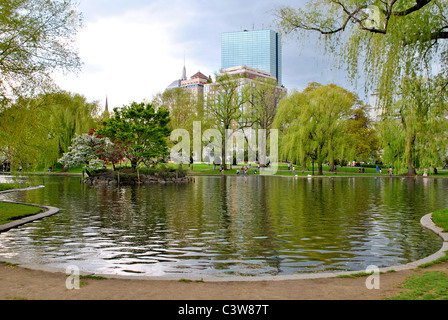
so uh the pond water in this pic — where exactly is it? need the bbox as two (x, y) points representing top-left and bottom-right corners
(0, 175), (445, 278)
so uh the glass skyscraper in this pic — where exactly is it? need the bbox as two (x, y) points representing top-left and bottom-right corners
(221, 29), (282, 85)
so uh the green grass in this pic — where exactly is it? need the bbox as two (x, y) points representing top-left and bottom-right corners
(386, 271), (448, 300)
(0, 183), (29, 192)
(0, 202), (42, 225)
(433, 209), (448, 232)
(337, 272), (374, 279)
(0, 261), (19, 267)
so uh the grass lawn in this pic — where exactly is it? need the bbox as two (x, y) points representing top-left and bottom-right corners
(386, 208), (448, 300)
(0, 202), (43, 225)
(433, 209), (448, 232)
(386, 271), (448, 300)
(0, 183), (29, 192)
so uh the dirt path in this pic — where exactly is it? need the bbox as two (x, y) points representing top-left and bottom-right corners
(1, 262), (447, 300)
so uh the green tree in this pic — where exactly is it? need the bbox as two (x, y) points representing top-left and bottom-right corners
(378, 75), (448, 173)
(342, 105), (380, 164)
(0, 91), (100, 171)
(97, 102), (171, 171)
(205, 73), (248, 169)
(153, 88), (205, 131)
(0, 97), (48, 170)
(43, 91), (100, 163)
(0, 0), (82, 105)
(273, 83), (357, 175)
(58, 133), (111, 177)
(152, 87), (211, 166)
(275, 0), (447, 94)
(275, 0), (448, 175)
(245, 77), (286, 132)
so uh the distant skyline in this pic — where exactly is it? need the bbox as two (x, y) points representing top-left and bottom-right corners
(52, 0), (365, 110)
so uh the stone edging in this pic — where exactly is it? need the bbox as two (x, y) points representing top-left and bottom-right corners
(0, 186), (60, 233)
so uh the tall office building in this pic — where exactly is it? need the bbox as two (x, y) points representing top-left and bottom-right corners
(221, 29), (282, 85)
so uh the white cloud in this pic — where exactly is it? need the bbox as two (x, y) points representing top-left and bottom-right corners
(53, 0), (367, 109)
(54, 3), (197, 109)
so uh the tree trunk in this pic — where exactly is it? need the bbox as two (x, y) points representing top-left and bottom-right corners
(221, 139), (227, 170)
(131, 159), (138, 172)
(330, 159), (336, 172)
(405, 134), (417, 176)
(318, 162), (323, 176)
(406, 158), (417, 176)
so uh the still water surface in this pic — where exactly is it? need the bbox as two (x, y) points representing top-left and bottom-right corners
(0, 175), (445, 277)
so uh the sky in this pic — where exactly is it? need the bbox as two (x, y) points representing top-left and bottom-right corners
(52, 0), (367, 110)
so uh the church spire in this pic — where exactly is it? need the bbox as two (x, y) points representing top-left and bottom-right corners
(105, 96), (109, 112)
(181, 53), (187, 81)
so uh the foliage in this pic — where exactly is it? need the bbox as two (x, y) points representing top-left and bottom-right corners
(245, 77), (286, 132)
(0, 91), (100, 171)
(275, 0), (448, 98)
(378, 75), (448, 173)
(0, 0), (83, 105)
(275, 0), (448, 174)
(205, 73), (249, 168)
(152, 87), (212, 163)
(153, 87), (206, 132)
(97, 102), (172, 170)
(273, 83), (363, 175)
(342, 105), (380, 163)
(0, 96), (49, 170)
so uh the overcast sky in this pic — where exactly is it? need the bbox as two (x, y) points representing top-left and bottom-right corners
(52, 0), (367, 110)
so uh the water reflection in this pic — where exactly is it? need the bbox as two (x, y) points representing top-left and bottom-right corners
(0, 175), (445, 277)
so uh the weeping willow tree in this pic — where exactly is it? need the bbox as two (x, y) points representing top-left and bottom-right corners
(0, 97), (49, 170)
(0, 91), (100, 171)
(378, 75), (448, 173)
(275, 0), (448, 175)
(273, 83), (357, 175)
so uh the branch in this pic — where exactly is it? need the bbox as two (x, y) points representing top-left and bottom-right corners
(392, 0), (433, 16)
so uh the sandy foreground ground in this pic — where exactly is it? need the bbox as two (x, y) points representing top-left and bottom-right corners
(0, 261), (447, 300)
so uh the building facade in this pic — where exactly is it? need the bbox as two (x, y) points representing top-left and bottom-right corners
(221, 29), (282, 86)
(166, 64), (211, 98)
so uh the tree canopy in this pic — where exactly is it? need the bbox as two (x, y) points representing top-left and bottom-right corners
(96, 102), (172, 171)
(275, 0), (448, 174)
(58, 133), (111, 177)
(0, 0), (83, 105)
(273, 83), (374, 175)
(0, 91), (100, 171)
(276, 0), (447, 100)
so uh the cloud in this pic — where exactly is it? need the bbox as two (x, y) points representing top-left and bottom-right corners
(53, 0), (368, 110)
(54, 2), (198, 109)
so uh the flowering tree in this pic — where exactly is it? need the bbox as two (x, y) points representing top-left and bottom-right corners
(58, 134), (113, 176)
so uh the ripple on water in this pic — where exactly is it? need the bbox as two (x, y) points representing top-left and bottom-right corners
(0, 175), (444, 277)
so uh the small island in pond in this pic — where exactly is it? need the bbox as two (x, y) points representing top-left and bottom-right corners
(83, 167), (190, 186)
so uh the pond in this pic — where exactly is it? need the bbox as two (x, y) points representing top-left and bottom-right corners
(0, 175), (445, 278)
